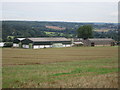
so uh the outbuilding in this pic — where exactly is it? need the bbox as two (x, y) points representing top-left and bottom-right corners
(21, 37), (72, 49)
(83, 38), (115, 46)
(13, 38), (25, 48)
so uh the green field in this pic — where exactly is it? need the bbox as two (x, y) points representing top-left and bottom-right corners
(2, 47), (118, 88)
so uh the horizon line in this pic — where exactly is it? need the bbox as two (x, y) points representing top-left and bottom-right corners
(1, 20), (118, 23)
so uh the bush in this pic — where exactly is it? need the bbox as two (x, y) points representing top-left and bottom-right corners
(4, 42), (13, 47)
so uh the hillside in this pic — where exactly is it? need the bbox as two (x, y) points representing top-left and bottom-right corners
(1, 21), (118, 41)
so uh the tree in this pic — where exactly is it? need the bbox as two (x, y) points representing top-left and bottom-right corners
(77, 25), (93, 39)
(7, 36), (15, 42)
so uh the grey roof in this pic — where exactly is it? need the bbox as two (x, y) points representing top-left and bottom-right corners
(88, 38), (114, 42)
(27, 37), (71, 42)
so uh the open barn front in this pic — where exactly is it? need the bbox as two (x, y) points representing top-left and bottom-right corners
(13, 38), (25, 48)
(20, 37), (72, 49)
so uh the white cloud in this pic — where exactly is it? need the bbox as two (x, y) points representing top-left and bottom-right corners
(1, 0), (120, 2)
(110, 12), (118, 16)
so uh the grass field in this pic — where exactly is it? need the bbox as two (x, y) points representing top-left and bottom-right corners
(2, 46), (118, 88)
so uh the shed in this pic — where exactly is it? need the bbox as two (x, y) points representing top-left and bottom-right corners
(83, 38), (115, 46)
(13, 38), (25, 48)
(21, 37), (72, 49)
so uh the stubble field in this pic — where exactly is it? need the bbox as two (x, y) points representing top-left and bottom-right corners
(2, 46), (118, 88)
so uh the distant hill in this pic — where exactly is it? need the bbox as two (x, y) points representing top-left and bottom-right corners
(1, 21), (118, 41)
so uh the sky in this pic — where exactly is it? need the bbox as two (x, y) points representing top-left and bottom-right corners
(1, 0), (119, 23)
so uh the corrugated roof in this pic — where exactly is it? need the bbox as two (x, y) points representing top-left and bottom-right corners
(88, 38), (114, 41)
(27, 37), (71, 42)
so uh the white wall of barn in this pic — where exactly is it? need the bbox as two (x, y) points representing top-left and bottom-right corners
(45, 45), (52, 48)
(21, 44), (72, 49)
(63, 44), (71, 47)
(13, 43), (19, 47)
(65, 44), (71, 47)
(33, 45), (52, 49)
(33, 44), (71, 49)
(22, 44), (29, 48)
(63, 45), (66, 47)
(40, 45), (45, 48)
(0, 42), (4, 47)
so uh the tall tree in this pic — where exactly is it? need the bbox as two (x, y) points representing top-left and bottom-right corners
(77, 25), (93, 39)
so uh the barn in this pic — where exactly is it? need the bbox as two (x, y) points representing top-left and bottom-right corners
(21, 37), (72, 49)
(83, 38), (115, 46)
(13, 38), (25, 48)
(72, 38), (115, 47)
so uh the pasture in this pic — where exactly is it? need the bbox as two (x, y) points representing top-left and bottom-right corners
(2, 47), (118, 88)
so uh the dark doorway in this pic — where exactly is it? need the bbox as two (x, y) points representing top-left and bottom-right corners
(111, 42), (115, 46)
(91, 42), (95, 47)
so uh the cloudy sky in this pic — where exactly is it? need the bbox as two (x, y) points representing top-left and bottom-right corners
(1, 0), (119, 23)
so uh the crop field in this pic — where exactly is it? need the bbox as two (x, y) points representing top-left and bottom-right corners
(2, 46), (118, 88)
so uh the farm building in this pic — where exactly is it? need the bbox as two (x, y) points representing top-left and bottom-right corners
(73, 42), (83, 47)
(0, 42), (5, 47)
(21, 37), (72, 49)
(72, 38), (84, 47)
(13, 38), (25, 48)
(83, 38), (115, 46)
(72, 38), (115, 47)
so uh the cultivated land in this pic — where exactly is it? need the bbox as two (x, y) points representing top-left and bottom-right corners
(2, 47), (118, 88)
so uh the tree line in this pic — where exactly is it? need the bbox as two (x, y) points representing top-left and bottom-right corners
(1, 21), (118, 42)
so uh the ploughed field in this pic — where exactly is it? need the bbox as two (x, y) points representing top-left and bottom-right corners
(2, 47), (118, 88)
